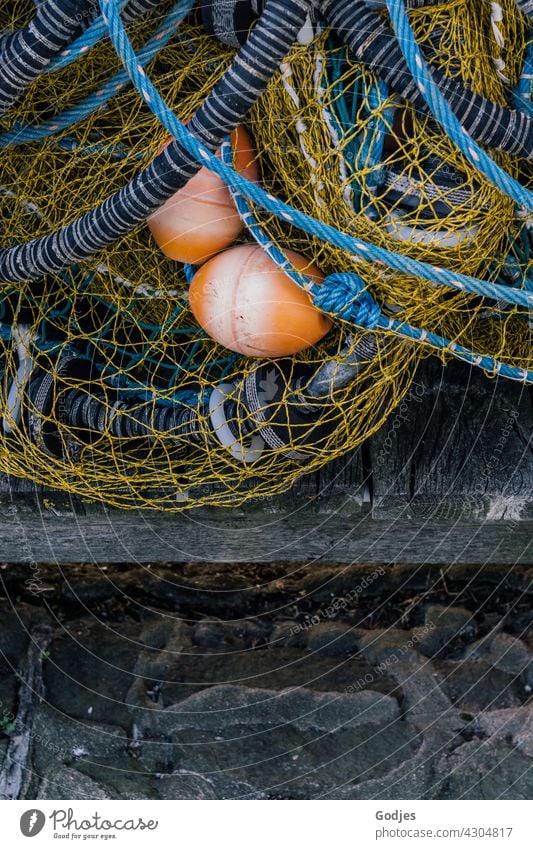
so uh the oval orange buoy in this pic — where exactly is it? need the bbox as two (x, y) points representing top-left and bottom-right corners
(148, 126), (258, 265)
(188, 244), (333, 357)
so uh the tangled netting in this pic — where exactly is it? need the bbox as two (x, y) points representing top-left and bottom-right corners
(0, 0), (531, 509)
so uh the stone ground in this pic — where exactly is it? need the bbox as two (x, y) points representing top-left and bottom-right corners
(0, 560), (531, 800)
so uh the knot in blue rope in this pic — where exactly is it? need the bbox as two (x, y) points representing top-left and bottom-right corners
(314, 272), (382, 329)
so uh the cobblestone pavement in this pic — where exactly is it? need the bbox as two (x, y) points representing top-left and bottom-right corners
(0, 561), (531, 799)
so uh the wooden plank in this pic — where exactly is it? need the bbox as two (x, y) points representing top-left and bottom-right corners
(0, 501), (531, 564)
(257, 448), (368, 516)
(369, 358), (533, 521)
(0, 358), (530, 527)
(0, 448), (368, 518)
(0, 356), (531, 565)
(0, 474), (80, 512)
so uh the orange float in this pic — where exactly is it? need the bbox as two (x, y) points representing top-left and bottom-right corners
(188, 244), (333, 357)
(147, 126), (258, 265)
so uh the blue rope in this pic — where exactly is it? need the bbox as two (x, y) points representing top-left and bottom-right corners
(322, 38), (394, 206)
(313, 272), (382, 327)
(101, 0), (533, 309)
(317, 274), (533, 383)
(384, 0), (533, 211)
(223, 142), (533, 383)
(47, 0), (130, 72)
(99, 0), (533, 383)
(514, 33), (533, 116)
(0, 0), (193, 148)
(53, 135), (148, 159)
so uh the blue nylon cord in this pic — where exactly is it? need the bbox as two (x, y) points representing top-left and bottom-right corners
(222, 143), (533, 384)
(98, 0), (533, 384)
(100, 0), (533, 309)
(0, 0), (193, 148)
(385, 0), (533, 211)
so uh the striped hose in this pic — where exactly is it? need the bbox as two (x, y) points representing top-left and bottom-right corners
(0, 1), (166, 89)
(200, 0), (445, 47)
(322, 0), (532, 160)
(0, 0), (314, 282)
(0, 0), (99, 116)
(516, 0), (533, 19)
(202, 0), (533, 159)
(122, 0), (163, 19)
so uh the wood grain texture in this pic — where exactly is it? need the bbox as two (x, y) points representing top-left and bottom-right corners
(0, 358), (531, 563)
(369, 358), (533, 521)
(0, 504), (531, 563)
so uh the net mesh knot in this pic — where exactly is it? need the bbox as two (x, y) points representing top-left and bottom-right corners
(313, 273), (382, 329)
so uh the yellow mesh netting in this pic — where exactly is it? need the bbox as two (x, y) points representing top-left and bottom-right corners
(0, 0), (530, 509)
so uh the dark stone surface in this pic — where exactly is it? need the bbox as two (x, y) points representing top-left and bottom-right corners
(412, 604), (477, 657)
(437, 740), (533, 800)
(0, 562), (531, 800)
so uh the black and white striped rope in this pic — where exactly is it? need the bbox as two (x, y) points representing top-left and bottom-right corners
(200, 0), (443, 46)
(0, 0), (167, 93)
(24, 330), (379, 461)
(516, 0), (533, 19)
(122, 0), (164, 20)
(202, 0), (532, 159)
(323, 0), (532, 160)
(0, 0), (314, 283)
(0, 0), (99, 117)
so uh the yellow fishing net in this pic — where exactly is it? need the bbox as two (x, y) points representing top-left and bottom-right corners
(0, 0), (530, 509)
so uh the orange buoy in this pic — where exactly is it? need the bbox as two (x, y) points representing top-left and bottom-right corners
(147, 126), (257, 265)
(188, 244), (333, 357)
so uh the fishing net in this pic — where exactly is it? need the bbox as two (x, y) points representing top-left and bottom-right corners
(0, 0), (530, 509)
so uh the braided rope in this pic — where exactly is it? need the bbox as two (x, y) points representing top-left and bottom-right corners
(223, 141), (533, 383)
(216, 0), (533, 161)
(324, 0), (533, 163)
(1, 0), (531, 386)
(516, 0), (533, 19)
(0, 0), (99, 117)
(0, 0), (315, 281)
(384, 0), (532, 209)
(95, 0), (533, 315)
(0, 0), (192, 147)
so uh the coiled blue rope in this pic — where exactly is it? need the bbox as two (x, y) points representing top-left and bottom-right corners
(48, 0), (129, 72)
(0, 0), (193, 148)
(100, 0), (533, 383)
(222, 141), (533, 383)
(101, 0), (533, 302)
(385, 0), (533, 211)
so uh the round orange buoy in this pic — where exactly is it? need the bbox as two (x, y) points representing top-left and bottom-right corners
(188, 244), (333, 357)
(147, 126), (257, 265)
